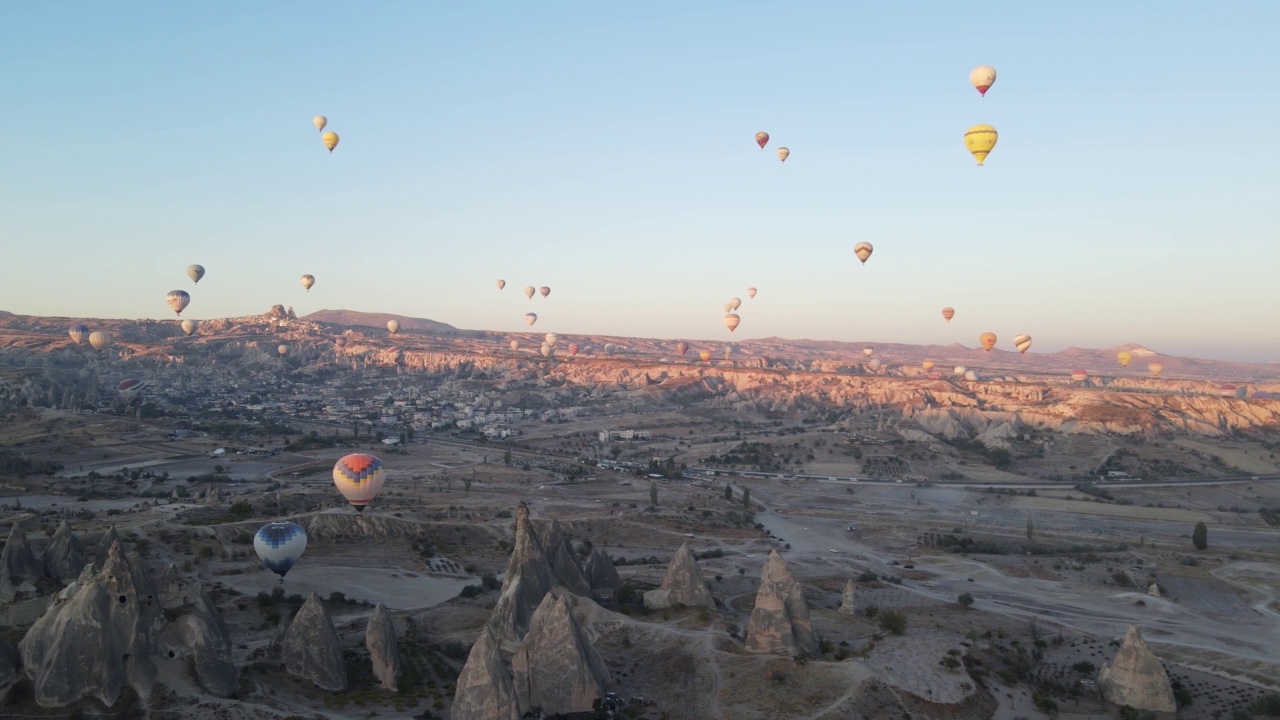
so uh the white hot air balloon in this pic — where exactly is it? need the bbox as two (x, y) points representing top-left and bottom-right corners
(180, 319), (198, 336)
(313, 115), (328, 132)
(540, 343), (553, 358)
(545, 333), (558, 346)
(525, 313), (538, 326)
(728, 297), (742, 311)
(1013, 334), (1032, 354)
(523, 286), (536, 300)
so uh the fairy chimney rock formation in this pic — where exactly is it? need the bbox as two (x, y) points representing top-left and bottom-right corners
(839, 578), (857, 615)
(0, 636), (17, 701)
(451, 626), (521, 720)
(2, 524), (40, 583)
(93, 526), (121, 569)
(489, 501), (554, 648)
(584, 547), (621, 592)
(281, 593), (347, 691)
(745, 550), (815, 656)
(365, 603), (401, 692)
(1147, 582), (1161, 597)
(541, 519), (592, 596)
(644, 542), (714, 609)
(512, 592), (611, 716)
(177, 585), (238, 697)
(1098, 625), (1177, 713)
(43, 520), (86, 581)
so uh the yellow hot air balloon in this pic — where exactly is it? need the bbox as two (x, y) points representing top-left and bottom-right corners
(747, 287), (757, 299)
(723, 313), (741, 332)
(321, 131), (339, 153)
(942, 306), (955, 322)
(979, 332), (997, 351)
(1148, 361), (1163, 377)
(969, 65), (997, 96)
(313, 115), (328, 132)
(300, 274), (315, 291)
(853, 242), (874, 265)
(755, 131), (769, 149)
(1117, 351), (1132, 366)
(1013, 334), (1032, 354)
(922, 360), (935, 372)
(387, 320), (400, 335)
(523, 286), (536, 300)
(277, 344), (288, 356)
(776, 147), (789, 162)
(698, 349), (712, 363)
(496, 279), (506, 290)
(964, 124), (998, 166)
(332, 453), (386, 512)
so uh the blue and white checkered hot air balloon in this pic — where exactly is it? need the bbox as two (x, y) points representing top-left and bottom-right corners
(254, 521), (308, 580)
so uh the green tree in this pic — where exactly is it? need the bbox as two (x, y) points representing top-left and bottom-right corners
(988, 448), (1012, 470)
(1192, 521), (1208, 551)
(957, 592), (974, 608)
(649, 480), (658, 507)
(742, 488), (751, 509)
(1026, 518), (1034, 541)
(503, 447), (513, 465)
(877, 609), (907, 635)
(724, 485), (733, 501)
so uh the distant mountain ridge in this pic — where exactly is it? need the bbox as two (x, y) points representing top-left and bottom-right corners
(302, 309), (458, 333)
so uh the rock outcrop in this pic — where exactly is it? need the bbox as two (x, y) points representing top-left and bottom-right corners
(159, 562), (185, 609)
(177, 585), (238, 697)
(365, 603), (400, 691)
(452, 626), (521, 720)
(839, 578), (857, 614)
(584, 547), (620, 592)
(0, 635), (17, 701)
(281, 593), (346, 691)
(541, 519), (591, 596)
(489, 502), (554, 648)
(512, 592), (610, 716)
(93, 526), (121, 569)
(1098, 625), (1176, 713)
(2, 523), (40, 583)
(18, 540), (162, 708)
(745, 550), (815, 656)
(1147, 582), (1161, 597)
(43, 520), (85, 581)
(643, 542), (714, 609)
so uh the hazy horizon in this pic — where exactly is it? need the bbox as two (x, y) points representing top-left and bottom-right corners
(2, 3), (1277, 361)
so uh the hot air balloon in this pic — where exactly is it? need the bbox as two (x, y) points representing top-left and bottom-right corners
(335, 336), (348, 348)
(723, 302), (733, 313)
(1117, 351), (1132, 367)
(676, 342), (689, 356)
(332, 453), (386, 512)
(979, 332), (997, 351)
(254, 521), (308, 580)
(862, 346), (874, 357)
(68, 324), (89, 345)
(166, 290), (191, 316)
(1013, 334), (1032, 354)
(540, 343), (553, 358)
(523, 286), (536, 300)
(604, 344), (617, 355)
(545, 333), (558, 346)
(868, 358), (882, 372)
(510, 340), (520, 351)
(186, 264), (205, 285)
(724, 313), (741, 332)
(524, 313), (537, 326)
(321, 131), (339, 153)
(853, 242), (874, 265)
(300, 274), (315, 291)
(277, 345), (288, 356)
(776, 147), (790, 162)
(922, 360), (935, 372)
(698, 349), (712, 363)
(312, 115), (328, 132)
(1071, 369), (1088, 381)
(747, 287), (757, 299)
(1148, 361), (1163, 377)
(568, 342), (580, 356)
(953, 366), (967, 377)
(969, 65), (997, 96)
(386, 320), (400, 335)
(942, 307), (955, 322)
(729, 297), (742, 311)
(964, 124), (998, 166)
(88, 331), (112, 352)
(723, 346), (733, 360)
(497, 279), (506, 290)
(539, 286), (551, 298)
(755, 131), (769, 149)
(116, 379), (146, 401)
(964, 370), (980, 382)
(181, 319), (198, 336)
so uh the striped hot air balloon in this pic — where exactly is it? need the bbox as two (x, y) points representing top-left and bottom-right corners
(333, 454), (386, 512)
(89, 331), (112, 352)
(724, 313), (740, 332)
(166, 290), (191, 316)
(1013, 334), (1032, 354)
(942, 307), (955, 322)
(254, 521), (308, 580)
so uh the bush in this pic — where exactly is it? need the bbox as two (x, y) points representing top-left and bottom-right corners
(957, 592), (974, 608)
(877, 609), (907, 635)
(459, 585), (481, 598)
(864, 605), (879, 618)
(858, 570), (879, 582)
(939, 655), (961, 670)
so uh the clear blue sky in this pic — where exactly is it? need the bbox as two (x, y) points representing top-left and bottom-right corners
(2, 2), (1277, 361)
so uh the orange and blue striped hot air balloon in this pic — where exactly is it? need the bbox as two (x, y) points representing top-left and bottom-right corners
(333, 453), (386, 512)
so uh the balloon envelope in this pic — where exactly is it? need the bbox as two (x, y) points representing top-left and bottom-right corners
(254, 521), (308, 579)
(181, 319), (198, 336)
(568, 342), (580, 356)
(747, 287), (757, 299)
(922, 360), (935, 372)
(496, 279), (506, 290)
(854, 242), (874, 265)
(723, 313), (741, 332)
(1072, 369), (1088, 380)
(539, 286), (551, 298)
(979, 332), (997, 351)
(300, 274), (315, 291)
(676, 342), (689, 356)
(524, 313), (537, 326)
(1117, 351), (1132, 366)
(321, 131), (339, 152)
(312, 115), (327, 132)
(540, 343), (552, 357)
(387, 320), (400, 334)
(698, 349), (712, 363)
(186, 264), (205, 284)
(964, 124), (998, 166)
(868, 358), (882, 371)
(545, 333), (558, 346)
(953, 366), (967, 377)
(729, 297), (741, 310)
(755, 131), (769, 149)
(333, 453), (386, 512)
(166, 290), (191, 316)
(1148, 361), (1163, 376)
(523, 286), (536, 299)
(942, 307), (955, 322)
(776, 147), (789, 162)
(510, 340), (520, 351)
(68, 324), (89, 345)
(277, 345), (288, 356)
(89, 331), (112, 352)
(863, 346), (874, 356)
(1013, 334), (1032, 354)
(969, 65), (997, 96)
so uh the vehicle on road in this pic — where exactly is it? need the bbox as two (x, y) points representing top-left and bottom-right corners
(829, 548), (839, 553)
